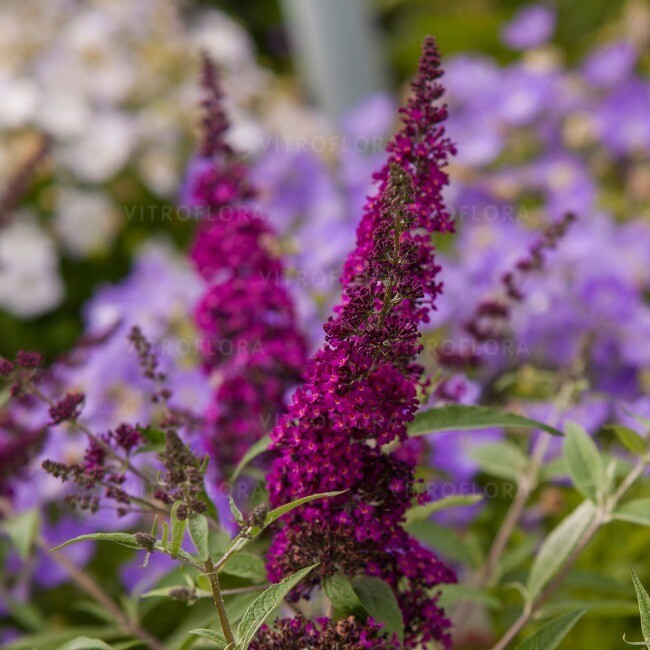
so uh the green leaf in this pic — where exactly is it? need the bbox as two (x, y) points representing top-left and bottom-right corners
(188, 515), (210, 562)
(228, 496), (244, 526)
(50, 532), (141, 552)
(404, 494), (483, 526)
(3, 627), (117, 650)
(236, 564), (318, 648)
(614, 499), (650, 527)
(57, 638), (113, 650)
(135, 426), (167, 455)
(515, 610), (585, 650)
(627, 568), (650, 647)
(469, 441), (529, 481)
(526, 501), (596, 602)
(218, 552), (267, 583)
(564, 421), (606, 502)
(352, 576), (404, 645)
(244, 491), (347, 542)
(409, 405), (563, 438)
(407, 520), (483, 568)
(323, 574), (364, 615)
(230, 435), (271, 483)
(606, 425), (648, 455)
(2, 508), (40, 559)
(188, 628), (227, 648)
(171, 501), (187, 559)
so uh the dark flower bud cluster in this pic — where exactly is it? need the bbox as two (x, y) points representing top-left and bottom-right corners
(437, 212), (577, 372)
(244, 503), (269, 529)
(134, 532), (157, 552)
(187, 57), (307, 472)
(159, 429), (206, 519)
(48, 392), (85, 424)
(250, 616), (399, 649)
(128, 326), (172, 406)
(42, 422), (144, 517)
(265, 38), (456, 649)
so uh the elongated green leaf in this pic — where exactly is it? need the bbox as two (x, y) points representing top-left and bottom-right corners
(236, 564), (318, 648)
(564, 421), (606, 503)
(323, 574), (364, 615)
(218, 551), (267, 583)
(135, 426), (167, 455)
(515, 610), (585, 650)
(538, 598), (638, 619)
(50, 532), (141, 552)
(230, 435), (271, 483)
(407, 520), (483, 568)
(188, 628), (227, 648)
(627, 568), (650, 647)
(353, 576), (404, 645)
(4, 627), (117, 650)
(614, 499), (650, 527)
(228, 496), (244, 526)
(606, 425), (648, 455)
(188, 515), (210, 562)
(243, 491), (347, 543)
(409, 405), (563, 437)
(404, 494), (483, 526)
(2, 508), (40, 559)
(527, 501), (596, 602)
(170, 501), (187, 559)
(57, 638), (113, 650)
(469, 441), (529, 481)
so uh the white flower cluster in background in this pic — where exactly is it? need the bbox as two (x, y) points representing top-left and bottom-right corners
(0, 0), (270, 317)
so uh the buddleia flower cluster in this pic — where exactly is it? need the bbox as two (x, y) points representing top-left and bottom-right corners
(265, 37), (457, 649)
(187, 57), (308, 472)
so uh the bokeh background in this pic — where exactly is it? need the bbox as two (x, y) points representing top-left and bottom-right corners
(1, 1), (650, 648)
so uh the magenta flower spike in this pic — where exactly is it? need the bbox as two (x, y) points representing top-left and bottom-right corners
(264, 37), (457, 649)
(188, 57), (308, 472)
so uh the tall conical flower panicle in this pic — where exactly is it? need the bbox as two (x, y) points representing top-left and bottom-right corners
(343, 35), (456, 323)
(188, 57), (307, 471)
(266, 45), (458, 642)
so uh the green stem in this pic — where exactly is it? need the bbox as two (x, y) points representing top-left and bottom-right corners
(490, 454), (648, 650)
(205, 558), (236, 645)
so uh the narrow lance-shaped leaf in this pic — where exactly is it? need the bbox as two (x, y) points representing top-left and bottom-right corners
(564, 421), (606, 503)
(469, 441), (529, 481)
(514, 610), (585, 650)
(626, 568), (650, 647)
(353, 576), (405, 645)
(50, 532), (142, 552)
(236, 564), (319, 648)
(323, 574), (365, 616)
(170, 501), (187, 559)
(404, 494), (483, 527)
(188, 628), (227, 648)
(228, 495), (244, 526)
(526, 500), (596, 602)
(605, 425), (648, 455)
(409, 405), (563, 437)
(614, 499), (650, 527)
(235, 491), (348, 547)
(188, 514), (210, 562)
(2, 508), (40, 560)
(57, 638), (114, 650)
(230, 434), (271, 483)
